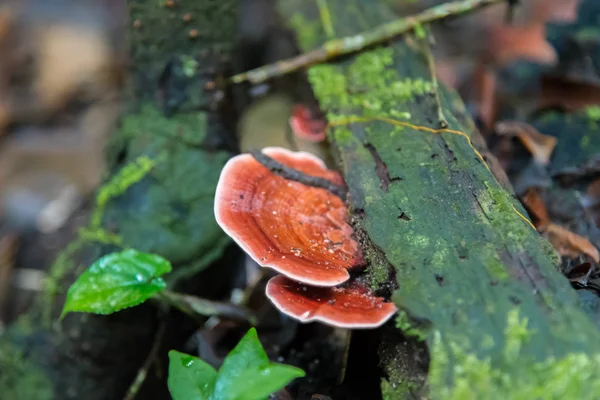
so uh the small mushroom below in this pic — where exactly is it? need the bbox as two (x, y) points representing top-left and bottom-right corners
(289, 104), (327, 143)
(266, 275), (397, 329)
(215, 147), (363, 287)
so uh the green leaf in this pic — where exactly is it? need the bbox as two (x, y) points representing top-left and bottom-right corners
(61, 249), (172, 317)
(167, 328), (305, 400)
(218, 364), (306, 400)
(213, 328), (305, 400)
(168, 351), (217, 400)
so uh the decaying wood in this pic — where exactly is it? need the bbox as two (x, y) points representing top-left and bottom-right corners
(279, 0), (600, 398)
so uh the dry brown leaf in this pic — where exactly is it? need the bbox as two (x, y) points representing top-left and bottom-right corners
(488, 24), (557, 67)
(520, 188), (550, 230)
(538, 76), (600, 113)
(495, 121), (557, 165)
(530, 0), (581, 23)
(544, 223), (600, 263)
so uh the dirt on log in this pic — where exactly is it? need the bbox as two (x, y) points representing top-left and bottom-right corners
(277, 0), (600, 398)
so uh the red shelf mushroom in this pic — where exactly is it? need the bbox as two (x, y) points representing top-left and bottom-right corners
(214, 147), (362, 287)
(266, 275), (397, 328)
(289, 104), (327, 143)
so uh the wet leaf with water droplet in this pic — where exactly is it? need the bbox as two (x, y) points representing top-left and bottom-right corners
(61, 249), (172, 317)
(167, 328), (304, 400)
(212, 328), (305, 400)
(168, 350), (217, 400)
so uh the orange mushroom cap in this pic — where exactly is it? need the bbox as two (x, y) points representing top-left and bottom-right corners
(289, 104), (327, 143)
(266, 275), (397, 328)
(214, 147), (362, 287)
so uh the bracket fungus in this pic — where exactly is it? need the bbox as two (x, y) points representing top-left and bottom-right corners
(215, 147), (397, 328)
(266, 276), (397, 328)
(215, 147), (361, 287)
(289, 104), (327, 143)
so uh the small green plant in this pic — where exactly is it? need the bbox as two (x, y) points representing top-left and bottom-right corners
(61, 249), (171, 317)
(168, 328), (305, 400)
(61, 249), (305, 399)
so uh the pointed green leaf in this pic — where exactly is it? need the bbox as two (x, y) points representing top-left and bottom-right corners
(213, 328), (305, 400)
(168, 351), (217, 400)
(219, 363), (306, 400)
(61, 249), (172, 317)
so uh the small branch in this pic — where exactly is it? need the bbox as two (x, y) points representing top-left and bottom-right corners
(157, 290), (257, 325)
(250, 149), (347, 200)
(421, 26), (448, 129)
(123, 318), (167, 400)
(229, 0), (503, 85)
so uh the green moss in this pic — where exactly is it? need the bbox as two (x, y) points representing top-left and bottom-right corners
(0, 343), (54, 400)
(331, 126), (353, 144)
(381, 377), (417, 400)
(289, 14), (322, 50)
(364, 248), (391, 290)
(118, 104), (208, 146)
(42, 235), (89, 325)
(427, 309), (600, 399)
(483, 254), (510, 283)
(90, 155), (155, 228)
(478, 181), (533, 244)
(585, 106), (600, 121)
(308, 64), (350, 112)
(180, 55), (199, 78)
(430, 334), (600, 399)
(308, 47), (432, 122)
(504, 309), (533, 363)
(395, 311), (429, 341)
(585, 106), (600, 130)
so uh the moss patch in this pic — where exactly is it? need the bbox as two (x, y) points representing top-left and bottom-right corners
(308, 47), (432, 123)
(0, 342), (54, 400)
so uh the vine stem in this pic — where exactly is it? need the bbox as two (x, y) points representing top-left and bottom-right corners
(123, 317), (167, 400)
(229, 0), (504, 85)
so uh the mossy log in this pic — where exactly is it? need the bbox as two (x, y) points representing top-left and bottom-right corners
(278, 1), (600, 398)
(0, 1), (237, 399)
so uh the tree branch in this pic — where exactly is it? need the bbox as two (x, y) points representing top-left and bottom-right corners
(230, 0), (503, 85)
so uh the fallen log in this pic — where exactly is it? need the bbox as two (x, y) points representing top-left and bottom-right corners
(277, 0), (600, 398)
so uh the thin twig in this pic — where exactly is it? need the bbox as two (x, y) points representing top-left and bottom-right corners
(250, 149), (347, 200)
(229, 0), (503, 85)
(123, 318), (167, 400)
(421, 25), (448, 129)
(316, 0), (335, 40)
(157, 290), (257, 325)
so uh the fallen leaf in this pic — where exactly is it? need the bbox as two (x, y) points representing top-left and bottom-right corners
(495, 121), (557, 165)
(543, 223), (600, 263)
(530, 0), (582, 23)
(538, 76), (600, 113)
(520, 188), (550, 230)
(567, 261), (594, 286)
(488, 24), (557, 67)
